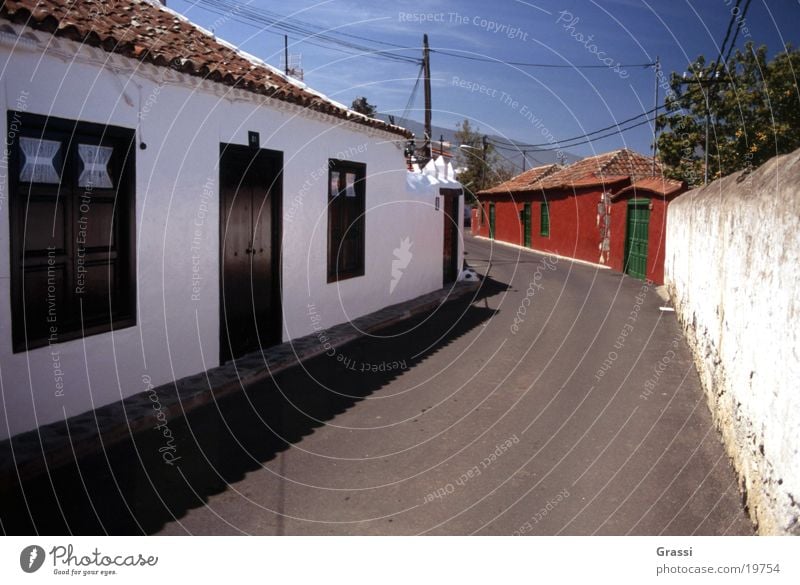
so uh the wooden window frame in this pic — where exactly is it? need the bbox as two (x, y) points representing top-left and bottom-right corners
(8, 111), (136, 353)
(327, 159), (366, 283)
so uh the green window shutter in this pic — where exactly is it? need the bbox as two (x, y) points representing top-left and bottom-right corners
(540, 201), (550, 237)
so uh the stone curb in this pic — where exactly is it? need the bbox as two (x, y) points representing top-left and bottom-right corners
(0, 281), (479, 488)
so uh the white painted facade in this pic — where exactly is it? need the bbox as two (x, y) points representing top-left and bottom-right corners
(0, 24), (462, 440)
(665, 149), (800, 535)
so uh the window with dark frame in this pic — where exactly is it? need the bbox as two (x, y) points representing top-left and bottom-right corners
(8, 111), (136, 352)
(327, 159), (365, 282)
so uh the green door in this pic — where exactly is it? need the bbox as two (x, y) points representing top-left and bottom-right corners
(624, 199), (650, 280)
(540, 201), (550, 237)
(523, 203), (532, 247)
(489, 202), (496, 239)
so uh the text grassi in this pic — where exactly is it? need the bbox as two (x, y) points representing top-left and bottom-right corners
(49, 545), (158, 567)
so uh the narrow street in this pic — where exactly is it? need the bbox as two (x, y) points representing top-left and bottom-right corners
(3, 236), (752, 535)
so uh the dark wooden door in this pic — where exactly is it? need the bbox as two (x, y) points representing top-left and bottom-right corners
(523, 203), (532, 247)
(220, 145), (282, 362)
(441, 189), (460, 283)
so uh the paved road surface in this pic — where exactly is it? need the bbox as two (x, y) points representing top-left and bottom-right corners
(1, 236), (753, 535)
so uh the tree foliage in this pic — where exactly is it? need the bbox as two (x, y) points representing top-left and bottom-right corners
(350, 96), (378, 118)
(453, 119), (515, 198)
(657, 43), (800, 186)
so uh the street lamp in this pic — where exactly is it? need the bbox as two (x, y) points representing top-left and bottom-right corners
(459, 136), (488, 190)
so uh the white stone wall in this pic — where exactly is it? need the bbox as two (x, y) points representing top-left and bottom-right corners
(665, 149), (800, 535)
(0, 26), (455, 440)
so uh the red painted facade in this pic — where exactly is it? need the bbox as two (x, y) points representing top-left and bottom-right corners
(608, 188), (680, 284)
(474, 151), (686, 285)
(473, 186), (625, 266)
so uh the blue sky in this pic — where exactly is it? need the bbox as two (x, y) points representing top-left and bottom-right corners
(172, 0), (800, 162)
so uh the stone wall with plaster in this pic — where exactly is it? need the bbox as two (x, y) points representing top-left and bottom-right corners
(665, 149), (800, 535)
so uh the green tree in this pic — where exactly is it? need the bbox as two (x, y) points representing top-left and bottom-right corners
(657, 43), (800, 186)
(453, 119), (514, 196)
(350, 96), (377, 118)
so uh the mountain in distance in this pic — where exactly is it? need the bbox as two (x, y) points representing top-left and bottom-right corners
(380, 115), (581, 170)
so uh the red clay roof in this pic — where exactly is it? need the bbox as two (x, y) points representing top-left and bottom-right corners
(0, 0), (411, 138)
(534, 149), (661, 190)
(481, 164), (561, 194)
(613, 176), (686, 198)
(478, 149), (662, 196)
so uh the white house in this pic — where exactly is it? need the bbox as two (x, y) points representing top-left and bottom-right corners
(0, 0), (463, 441)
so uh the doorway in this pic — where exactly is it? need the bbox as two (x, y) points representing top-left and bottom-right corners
(441, 189), (461, 283)
(219, 144), (282, 363)
(624, 199), (650, 280)
(522, 202), (532, 247)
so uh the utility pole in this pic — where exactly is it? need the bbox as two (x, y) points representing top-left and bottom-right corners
(680, 68), (728, 185)
(440, 134), (444, 159)
(481, 135), (488, 189)
(704, 91), (710, 185)
(284, 35), (289, 76)
(422, 34), (432, 161)
(652, 56), (660, 176)
(522, 150), (527, 171)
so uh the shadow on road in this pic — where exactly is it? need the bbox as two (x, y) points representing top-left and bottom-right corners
(1, 278), (508, 535)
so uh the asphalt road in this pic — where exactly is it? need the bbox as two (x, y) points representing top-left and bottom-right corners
(1, 235), (753, 535)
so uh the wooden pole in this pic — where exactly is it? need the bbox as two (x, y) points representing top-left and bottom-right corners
(652, 56), (660, 176)
(423, 34), (432, 160)
(284, 35), (289, 76)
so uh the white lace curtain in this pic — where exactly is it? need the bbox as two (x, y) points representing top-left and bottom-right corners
(19, 137), (61, 184)
(78, 144), (114, 189)
(344, 172), (356, 197)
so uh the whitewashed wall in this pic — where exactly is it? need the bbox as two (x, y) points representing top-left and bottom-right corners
(0, 27), (452, 440)
(665, 149), (800, 535)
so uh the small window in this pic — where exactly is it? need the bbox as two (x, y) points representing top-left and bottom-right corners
(327, 160), (365, 282)
(540, 200), (550, 237)
(8, 111), (136, 352)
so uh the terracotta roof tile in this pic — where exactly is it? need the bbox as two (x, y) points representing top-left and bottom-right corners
(0, 0), (412, 138)
(613, 176), (686, 198)
(533, 148), (660, 190)
(481, 164), (561, 194)
(477, 149), (662, 196)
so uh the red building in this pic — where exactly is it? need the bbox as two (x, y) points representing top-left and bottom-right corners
(473, 149), (686, 284)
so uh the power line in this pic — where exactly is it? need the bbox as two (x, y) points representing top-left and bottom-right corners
(489, 114), (664, 152)
(194, 0), (655, 70)
(722, 0), (753, 65)
(400, 63), (424, 122)
(430, 49), (655, 70)
(198, 0), (413, 50)
(192, 0), (422, 65)
(490, 146), (526, 171)
(487, 80), (712, 151)
(489, 104), (665, 149)
(713, 0), (742, 69)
